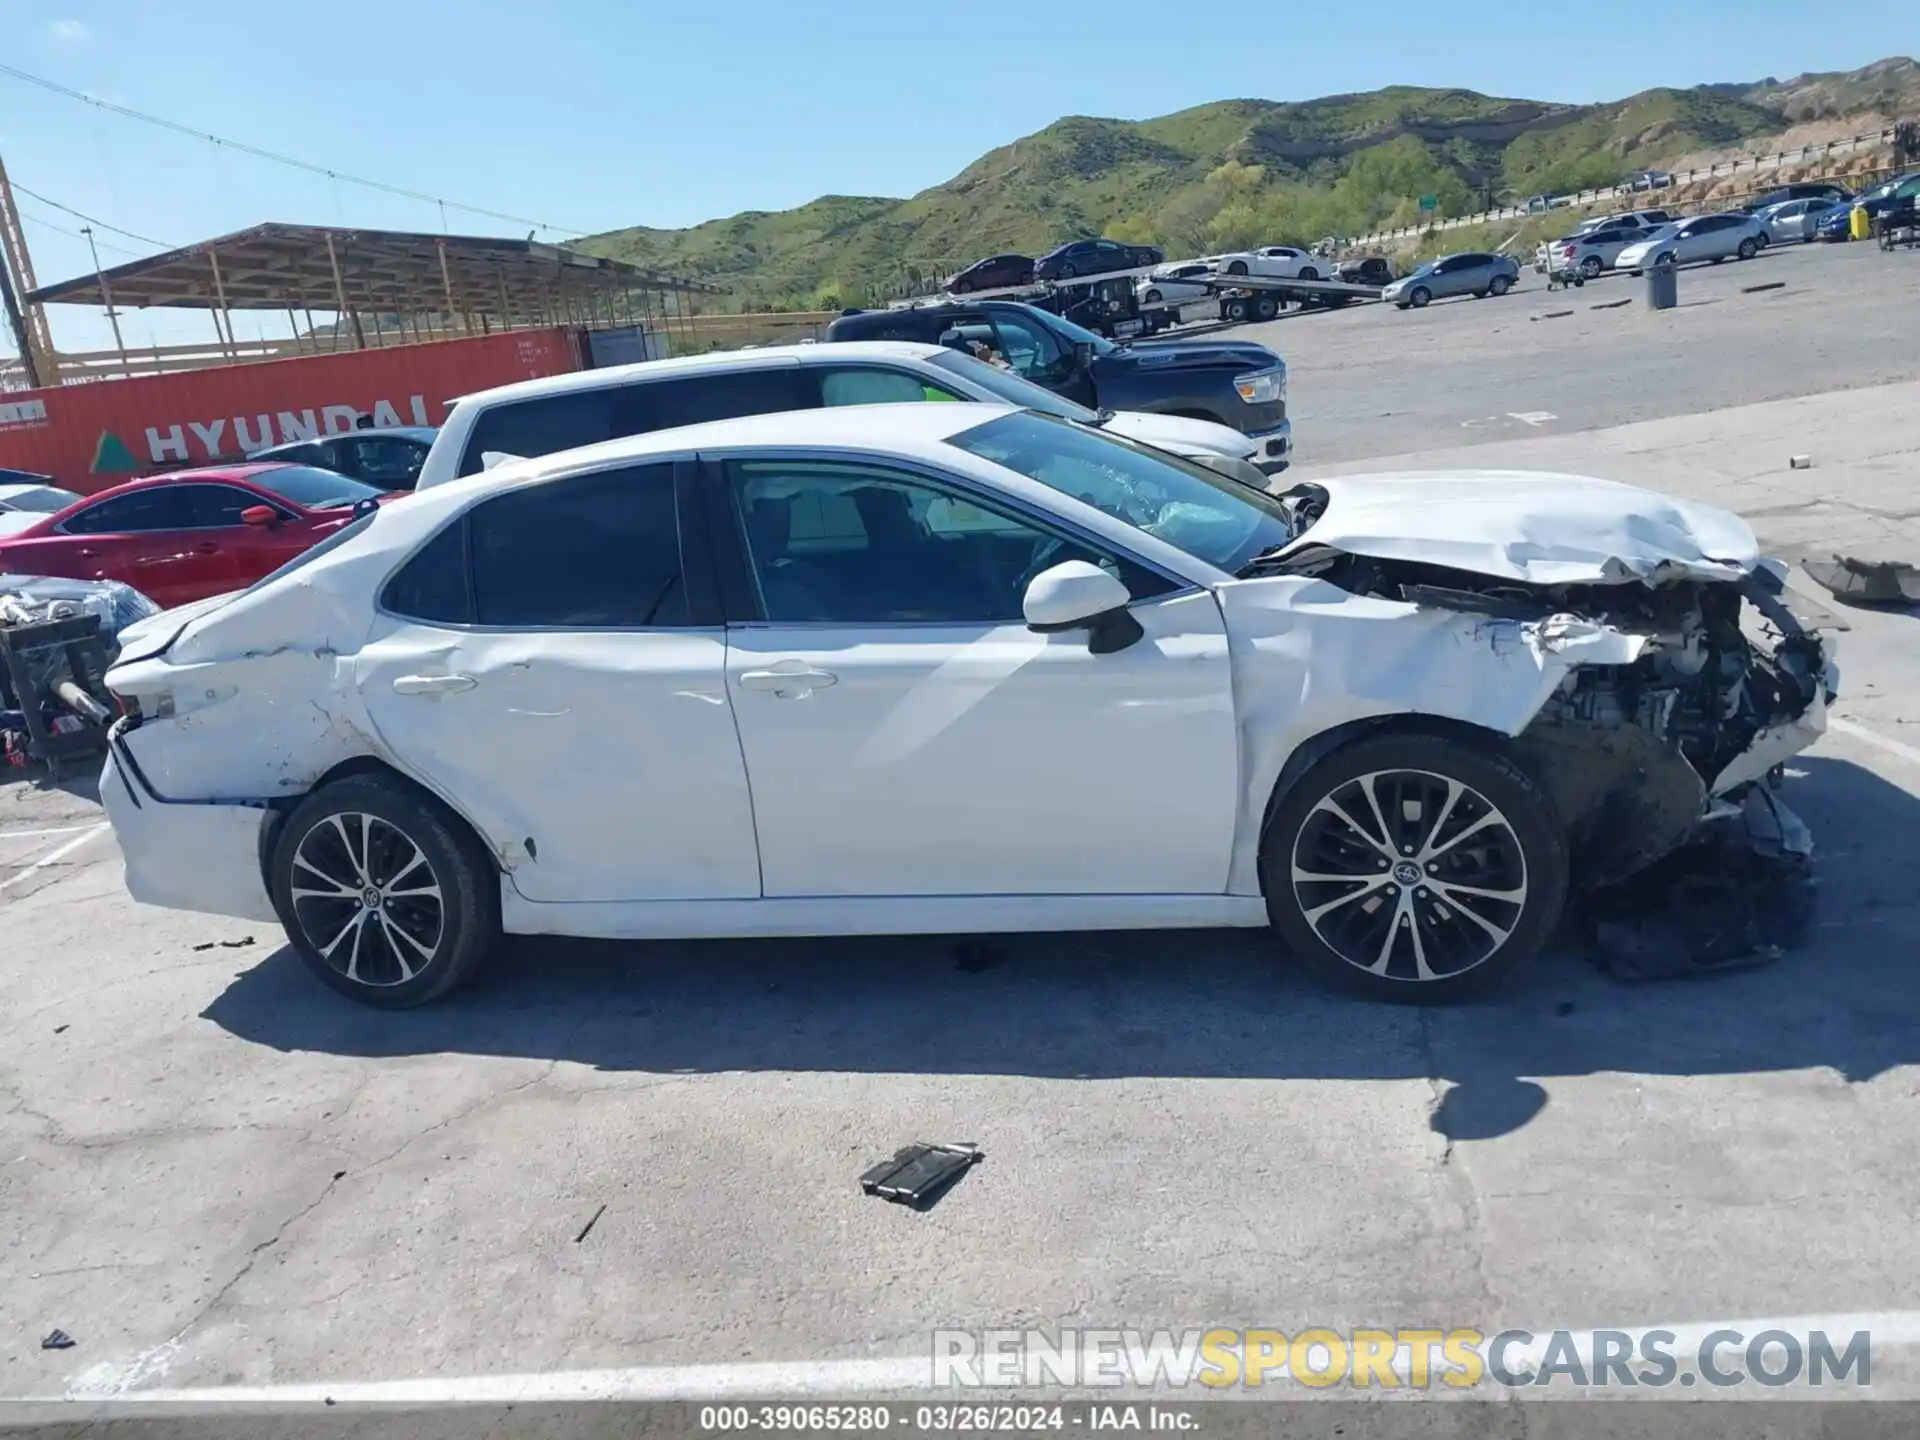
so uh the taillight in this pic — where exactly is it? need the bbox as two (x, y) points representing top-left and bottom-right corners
(1561, 245), (1577, 257)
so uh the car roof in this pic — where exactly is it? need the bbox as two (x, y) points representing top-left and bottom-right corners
(447, 340), (953, 412)
(84, 463), (300, 495)
(431, 401), (1012, 503)
(255, 425), (438, 452)
(0, 482), (70, 500)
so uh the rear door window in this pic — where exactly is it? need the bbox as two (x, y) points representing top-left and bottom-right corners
(59, 489), (187, 535)
(469, 463), (690, 628)
(455, 368), (804, 477)
(458, 390), (616, 476)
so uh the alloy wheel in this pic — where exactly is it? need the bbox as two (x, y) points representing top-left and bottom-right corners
(290, 812), (446, 987)
(1289, 768), (1528, 984)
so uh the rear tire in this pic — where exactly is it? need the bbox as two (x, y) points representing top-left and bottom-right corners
(1254, 294), (1279, 320)
(271, 775), (500, 1009)
(1225, 297), (1250, 322)
(1580, 255), (1604, 278)
(1489, 275), (1512, 296)
(1144, 288), (1162, 303)
(1226, 260), (1249, 276)
(1262, 732), (1569, 1004)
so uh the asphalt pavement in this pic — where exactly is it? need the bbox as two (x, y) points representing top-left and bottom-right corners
(1234, 239), (1920, 467)
(5, 253), (1920, 1420)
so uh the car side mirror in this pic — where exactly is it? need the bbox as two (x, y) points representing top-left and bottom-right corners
(1023, 560), (1142, 654)
(240, 505), (280, 528)
(1073, 340), (1095, 369)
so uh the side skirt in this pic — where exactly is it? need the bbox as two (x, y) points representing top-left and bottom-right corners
(500, 892), (1269, 941)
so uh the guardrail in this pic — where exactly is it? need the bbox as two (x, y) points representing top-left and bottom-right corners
(1345, 125), (1900, 249)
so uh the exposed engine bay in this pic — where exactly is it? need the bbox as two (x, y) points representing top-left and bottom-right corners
(1268, 481), (1837, 891)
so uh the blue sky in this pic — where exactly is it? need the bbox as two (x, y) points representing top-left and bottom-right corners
(1, 0), (1911, 352)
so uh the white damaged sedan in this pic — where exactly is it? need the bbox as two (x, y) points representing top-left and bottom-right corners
(99, 405), (1836, 1007)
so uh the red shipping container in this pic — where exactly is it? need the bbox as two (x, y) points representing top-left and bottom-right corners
(0, 328), (584, 493)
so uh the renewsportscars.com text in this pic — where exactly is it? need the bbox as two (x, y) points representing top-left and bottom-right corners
(931, 1326), (1873, 1390)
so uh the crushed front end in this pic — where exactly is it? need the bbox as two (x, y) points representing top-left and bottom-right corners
(1275, 544), (1837, 891)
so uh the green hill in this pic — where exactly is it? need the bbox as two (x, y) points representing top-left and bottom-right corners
(579, 58), (1917, 311)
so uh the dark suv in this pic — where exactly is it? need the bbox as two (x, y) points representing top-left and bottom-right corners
(825, 300), (1291, 469)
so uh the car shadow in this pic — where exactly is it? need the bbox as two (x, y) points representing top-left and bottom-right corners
(201, 756), (1920, 1139)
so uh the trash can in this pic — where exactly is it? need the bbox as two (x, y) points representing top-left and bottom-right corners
(1850, 205), (1871, 242)
(1645, 256), (1677, 310)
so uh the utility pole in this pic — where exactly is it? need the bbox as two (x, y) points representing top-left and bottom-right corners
(81, 227), (130, 375)
(0, 152), (56, 387)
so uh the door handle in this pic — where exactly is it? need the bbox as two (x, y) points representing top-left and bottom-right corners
(739, 664), (838, 698)
(392, 673), (478, 696)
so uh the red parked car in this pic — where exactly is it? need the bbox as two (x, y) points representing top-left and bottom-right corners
(0, 464), (394, 609)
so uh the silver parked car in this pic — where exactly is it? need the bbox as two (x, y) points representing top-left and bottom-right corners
(1538, 222), (1646, 278)
(1615, 213), (1767, 273)
(1381, 252), (1520, 309)
(1756, 197), (1846, 245)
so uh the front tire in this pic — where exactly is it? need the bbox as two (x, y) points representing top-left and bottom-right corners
(271, 775), (500, 1008)
(1144, 288), (1162, 303)
(1408, 286), (1432, 308)
(1489, 275), (1512, 296)
(1298, 267), (1319, 282)
(1580, 255), (1604, 278)
(1737, 237), (1758, 260)
(1262, 733), (1569, 1004)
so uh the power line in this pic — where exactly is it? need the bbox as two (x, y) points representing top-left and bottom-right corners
(16, 207), (150, 259)
(10, 181), (174, 250)
(0, 61), (591, 238)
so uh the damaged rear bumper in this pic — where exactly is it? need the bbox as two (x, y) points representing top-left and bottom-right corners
(101, 726), (279, 924)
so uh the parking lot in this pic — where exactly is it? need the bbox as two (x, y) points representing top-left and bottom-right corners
(6, 233), (1920, 1410)
(1243, 237), (1920, 465)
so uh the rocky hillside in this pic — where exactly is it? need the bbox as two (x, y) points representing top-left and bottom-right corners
(580, 57), (1920, 310)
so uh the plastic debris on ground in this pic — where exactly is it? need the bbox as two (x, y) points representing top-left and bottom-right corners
(859, 1143), (983, 1210)
(1580, 786), (1817, 983)
(0, 574), (160, 638)
(40, 1329), (75, 1350)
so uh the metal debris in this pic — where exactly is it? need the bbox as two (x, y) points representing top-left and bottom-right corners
(1581, 788), (1816, 983)
(860, 1143), (983, 1209)
(40, 1329), (74, 1351)
(1799, 554), (1920, 604)
(1789, 454), (1812, 469)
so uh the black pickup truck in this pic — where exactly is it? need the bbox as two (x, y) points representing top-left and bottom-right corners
(824, 300), (1292, 470)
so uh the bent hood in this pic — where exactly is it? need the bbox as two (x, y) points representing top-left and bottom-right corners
(1281, 469), (1760, 585)
(1098, 410), (1256, 460)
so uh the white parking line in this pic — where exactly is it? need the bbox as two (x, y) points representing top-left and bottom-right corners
(0, 823), (102, 841)
(44, 1310), (1920, 1406)
(1829, 716), (1920, 769)
(0, 822), (110, 892)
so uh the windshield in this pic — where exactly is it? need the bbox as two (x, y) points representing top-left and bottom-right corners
(0, 485), (80, 513)
(947, 409), (1291, 574)
(925, 349), (1099, 422)
(251, 464), (387, 510)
